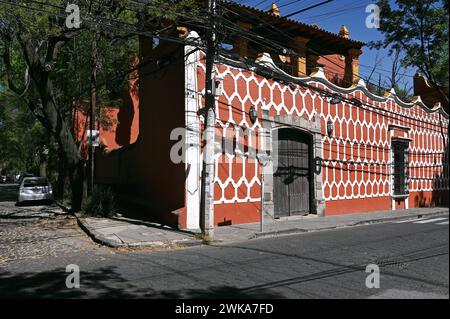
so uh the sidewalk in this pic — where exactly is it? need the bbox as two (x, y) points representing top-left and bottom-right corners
(75, 214), (202, 248)
(213, 207), (449, 243)
(76, 207), (449, 248)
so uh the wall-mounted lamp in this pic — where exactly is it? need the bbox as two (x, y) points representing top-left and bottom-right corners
(350, 97), (362, 106)
(213, 76), (224, 96)
(327, 120), (334, 136)
(249, 106), (258, 124)
(329, 96), (342, 105)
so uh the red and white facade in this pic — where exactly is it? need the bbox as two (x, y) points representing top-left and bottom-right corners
(180, 32), (449, 229)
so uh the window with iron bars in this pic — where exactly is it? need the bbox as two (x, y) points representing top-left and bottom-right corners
(392, 140), (409, 195)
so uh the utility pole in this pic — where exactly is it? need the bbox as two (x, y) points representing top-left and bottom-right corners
(88, 32), (97, 194)
(200, 0), (218, 238)
(378, 73), (382, 96)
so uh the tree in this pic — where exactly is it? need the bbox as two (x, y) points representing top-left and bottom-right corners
(0, 90), (52, 176)
(0, 0), (202, 211)
(371, 0), (449, 102)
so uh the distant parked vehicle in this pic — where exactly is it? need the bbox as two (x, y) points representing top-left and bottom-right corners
(0, 175), (7, 183)
(18, 177), (53, 203)
(17, 173), (35, 185)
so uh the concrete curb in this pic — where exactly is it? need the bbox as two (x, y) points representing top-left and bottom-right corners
(352, 210), (449, 226)
(75, 215), (122, 248)
(76, 209), (448, 248)
(75, 214), (204, 249)
(249, 209), (449, 240)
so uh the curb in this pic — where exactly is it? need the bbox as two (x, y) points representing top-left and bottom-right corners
(249, 209), (449, 240)
(352, 210), (449, 227)
(54, 201), (71, 213)
(75, 214), (204, 249)
(76, 209), (448, 248)
(75, 215), (122, 248)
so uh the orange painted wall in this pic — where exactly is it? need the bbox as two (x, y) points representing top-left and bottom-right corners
(409, 190), (449, 208)
(326, 196), (391, 215)
(214, 202), (261, 226)
(129, 38), (186, 225)
(95, 41), (448, 229)
(90, 39), (187, 228)
(73, 76), (140, 152)
(318, 54), (346, 85)
(203, 58), (448, 225)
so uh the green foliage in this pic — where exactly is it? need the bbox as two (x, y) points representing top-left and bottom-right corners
(194, 232), (213, 244)
(0, 93), (51, 174)
(0, 0), (202, 210)
(371, 0), (449, 88)
(394, 85), (413, 102)
(0, 0), (202, 132)
(83, 185), (116, 218)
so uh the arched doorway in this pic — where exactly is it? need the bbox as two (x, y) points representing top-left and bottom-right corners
(273, 128), (313, 217)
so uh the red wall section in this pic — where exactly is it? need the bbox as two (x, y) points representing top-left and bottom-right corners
(318, 54), (346, 86)
(326, 196), (392, 215)
(198, 58), (448, 225)
(409, 190), (449, 208)
(214, 202), (260, 226)
(73, 76), (140, 152)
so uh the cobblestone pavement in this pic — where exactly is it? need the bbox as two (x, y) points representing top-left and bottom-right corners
(0, 186), (106, 266)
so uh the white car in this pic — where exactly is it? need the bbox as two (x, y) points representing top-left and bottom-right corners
(18, 177), (53, 203)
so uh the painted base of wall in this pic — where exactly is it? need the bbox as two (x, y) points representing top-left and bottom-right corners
(175, 191), (449, 230)
(214, 202), (261, 226)
(325, 191), (448, 215)
(409, 190), (449, 208)
(325, 196), (392, 215)
(178, 202), (261, 229)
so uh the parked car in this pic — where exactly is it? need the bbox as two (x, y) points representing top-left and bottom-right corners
(0, 175), (7, 183)
(18, 177), (53, 203)
(17, 173), (35, 185)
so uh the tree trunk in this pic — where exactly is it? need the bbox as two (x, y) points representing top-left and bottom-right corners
(69, 161), (85, 212)
(33, 73), (85, 212)
(55, 147), (66, 200)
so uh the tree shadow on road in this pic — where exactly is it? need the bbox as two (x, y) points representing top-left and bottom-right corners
(0, 266), (136, 298)
(0, 266), (282, 299)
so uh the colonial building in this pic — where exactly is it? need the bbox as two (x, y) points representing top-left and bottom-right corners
(94, 3), (449, 230)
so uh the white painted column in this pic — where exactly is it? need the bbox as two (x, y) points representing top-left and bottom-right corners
(185, 31), (201, 230)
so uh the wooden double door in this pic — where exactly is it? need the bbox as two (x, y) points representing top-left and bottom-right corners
(273, 128), (313, 217)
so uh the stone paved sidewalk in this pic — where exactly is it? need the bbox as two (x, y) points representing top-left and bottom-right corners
(76, 214), (202, 248)
(76, 206), (449, 248)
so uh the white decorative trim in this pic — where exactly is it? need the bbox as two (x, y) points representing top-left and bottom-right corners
(184, 31), (201, 230)
(357, 78), (367, 88)
(188, 47), (448, 211)
(218, 51), (449, 118)
(388, 124), (411, 132)
(309, 67), (328, 80)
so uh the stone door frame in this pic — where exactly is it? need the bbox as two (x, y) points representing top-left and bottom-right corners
(260, 110), (325, 219)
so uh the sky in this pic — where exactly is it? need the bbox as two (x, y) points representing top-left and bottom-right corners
(235, 0), (416, 93)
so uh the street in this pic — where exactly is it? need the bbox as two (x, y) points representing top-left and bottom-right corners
(0, 0), (448, 305)
(0, 182), (448, 299)
(0, 184), (107, 267)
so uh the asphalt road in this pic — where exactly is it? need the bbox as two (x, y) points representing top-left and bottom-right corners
(0, 195), (448, 299)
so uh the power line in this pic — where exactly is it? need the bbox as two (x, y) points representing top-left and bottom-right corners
(219, 2), (387, 90)
(227, 1), (413, 90)
(217, 52), (448, 133)
(219, 1), (444, 108)
(2, 0), (447, 131)
(278, 0), (306, 10)
(284, 0), (335, 18)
